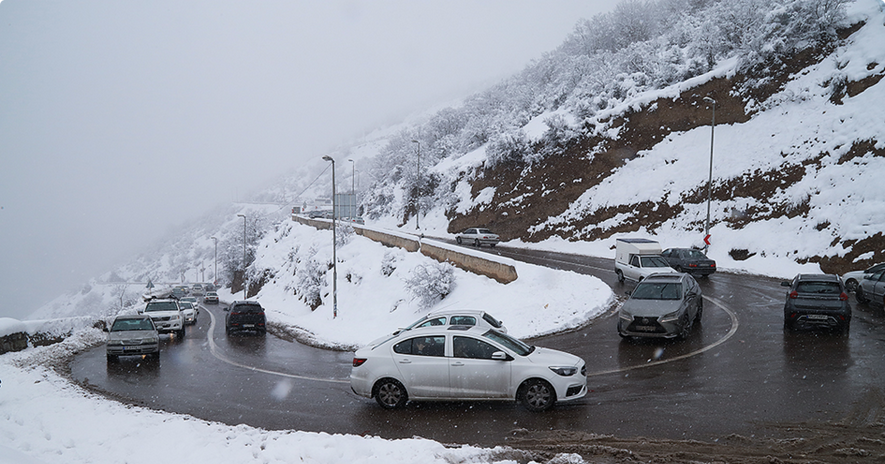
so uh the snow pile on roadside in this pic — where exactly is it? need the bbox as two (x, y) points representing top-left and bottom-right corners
(231, 221), (614, 348)
(0, 331), (586, 464)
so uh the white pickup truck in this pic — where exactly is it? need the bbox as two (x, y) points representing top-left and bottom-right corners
(614, 238), (676, 283)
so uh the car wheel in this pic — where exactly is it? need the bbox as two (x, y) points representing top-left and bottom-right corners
(856, 287), (868, 304)
(490, 243), (496, 248)
(677, 313), (692, 340)
(783, 318), (793, 331)
(616, 270), (625, 283)
(841, 321), (851, 335)
(456, 237), (462, 244)
(845, 279), (858, 292)
(474, 239), (481, 247)
(177, 328), (186, 338)
(518, 379), (555, 412)
(374, 379), (407, 409)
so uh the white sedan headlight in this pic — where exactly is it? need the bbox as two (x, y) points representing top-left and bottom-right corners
(549, 366), (578, 377)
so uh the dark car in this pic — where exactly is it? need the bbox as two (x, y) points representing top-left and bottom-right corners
(618, 273), (703, 339)
(225, 300), (267, 335)
(856, 269), (885, 308)
(661, 248), (716, 277)
(781, 274), (851, 333)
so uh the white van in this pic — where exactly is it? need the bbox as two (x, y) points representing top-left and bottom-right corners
(614, 238), (676, 283)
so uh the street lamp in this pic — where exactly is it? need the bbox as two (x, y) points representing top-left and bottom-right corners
(702, 96), (716, 253)
(411, 139), (420, 230)
(210, 236), (218, 286)
(322, 155), (338, 319)
(237, 214), (246, 300)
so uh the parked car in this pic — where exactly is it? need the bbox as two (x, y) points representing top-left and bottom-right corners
(618, 273), (703, 339)
(368, 309), (507, 346)
(141, 299), (185, 338)
(781, 274), (851, 333)
(350, 325), (586, 412)
(203, 291), (219, 304)
(455, 228), (500, 247)
(856, 269), (885, 308)
(105, 314), (160, 362)
(842, 262), (885, 292)
(178, 302), (197, 325)
(614, 238), (676, 283)
(661, 248), (716, 277)
(225, 300), (266, 335)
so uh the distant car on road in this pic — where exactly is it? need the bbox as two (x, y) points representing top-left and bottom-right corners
(178, 301), (197, 325)
(180, 296), (198, 308)
(781, 274), (851, 333)
(841, 262), (885, 292)
(856, 269), (885, 308)
(455, 228), (499, 247)
(203, 291), (219, 304)
(141, 299), (185, 338)
(105, 314), (160, 362)
(225, 301), (267, 335)
(399, 309), (506, 334)
(191, 284), (204, 296)
(661, 248), (716, 277)
(618, 273), (703, 339)
(350, 325), (586, 412)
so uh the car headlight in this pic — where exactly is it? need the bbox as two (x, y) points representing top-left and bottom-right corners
(108, 340), (124, 346)
(659, 311), (680, 323)
(549, 366), (578, 376)
(619, 310), (633, 322)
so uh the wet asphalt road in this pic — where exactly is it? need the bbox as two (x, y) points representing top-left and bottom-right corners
(71, 245), (885, 446)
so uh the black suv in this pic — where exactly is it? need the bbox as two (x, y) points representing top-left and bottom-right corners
(781, 274), (851, 333)
(225, 301), (267, 335)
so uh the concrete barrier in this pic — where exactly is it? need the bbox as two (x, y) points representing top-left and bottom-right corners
(292, 216), (517, 283)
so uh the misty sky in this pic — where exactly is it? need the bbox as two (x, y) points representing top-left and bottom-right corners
(0, 0), (615, 319)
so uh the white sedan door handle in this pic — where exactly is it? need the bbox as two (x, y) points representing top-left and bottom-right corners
(451, 361), (464, 367)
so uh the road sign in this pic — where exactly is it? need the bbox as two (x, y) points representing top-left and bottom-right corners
(704, 234), (711, 246)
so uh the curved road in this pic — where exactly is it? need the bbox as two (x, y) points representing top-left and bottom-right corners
(72, 246), (885, 446)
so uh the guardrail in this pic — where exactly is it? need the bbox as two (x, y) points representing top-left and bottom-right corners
(291, 216), (518, 284)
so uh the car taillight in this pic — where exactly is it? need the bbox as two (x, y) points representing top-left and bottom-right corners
(789, 291), (798, 299)
(689, 264), (698, 267)
(353, 358), (367, 367)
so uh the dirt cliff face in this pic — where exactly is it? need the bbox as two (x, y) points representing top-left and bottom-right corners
(446, 24), (884, 275)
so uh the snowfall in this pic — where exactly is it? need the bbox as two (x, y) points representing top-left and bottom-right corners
(2, 1), (885, 463)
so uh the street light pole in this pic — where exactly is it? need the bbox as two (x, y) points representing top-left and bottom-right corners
(703, 96), (716, 253)
(237, 214), (246, 300)
(348, 158), (356, 218)
(210, 236), (217, 286)
(322, 155), (338, 319)
(411, 139), (420, 230)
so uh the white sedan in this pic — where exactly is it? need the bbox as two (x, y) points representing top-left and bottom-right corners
(455, 228), (500, 247)
(350, 325), (587, 412)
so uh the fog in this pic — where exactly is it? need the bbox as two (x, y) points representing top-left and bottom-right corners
(0, 0), (615, 319)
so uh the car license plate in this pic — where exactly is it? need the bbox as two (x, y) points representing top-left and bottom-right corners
(635, 326), (657, 332)
(806, 314), (828, 320)
(243, 324), (254, 328)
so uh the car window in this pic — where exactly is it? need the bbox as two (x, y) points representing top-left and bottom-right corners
(630, 255), (640, 267)
(453, 336), (499, 359)
(145, 301), (178, 312)
(411, 316), (446, 330)
(868, 270), (885, 282)
(632, 282), (683, 300)
(111, 318), (154, 331)
(482, 330), (532, 356)
(393, 336), (445, 357)
(796, 281), (841, 294)
(450, 316), (477, 326)
(179, 302), (193, 310)
(641, 256), (671, 268)
(482, 313), (503, 329)
(685, 249), (706, 259)
(477, 229), (493, 234)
